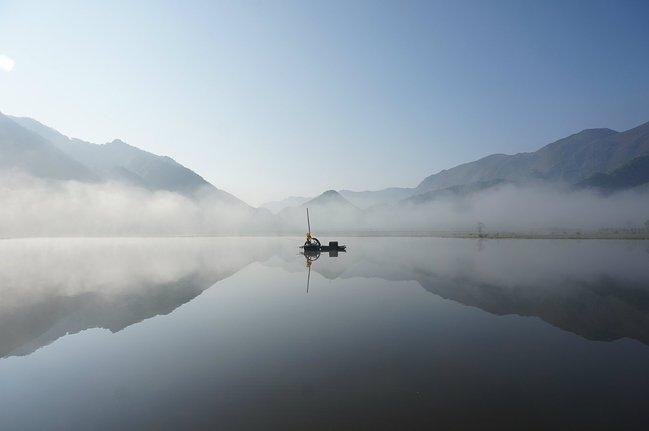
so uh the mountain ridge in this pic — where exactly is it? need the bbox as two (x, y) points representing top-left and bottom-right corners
(0, 113), (98, 182)
(334, 121), (649, 207)
(260, 196), (310, 213)
(7, 114), (248, 207)
(5, 111), (649, 213)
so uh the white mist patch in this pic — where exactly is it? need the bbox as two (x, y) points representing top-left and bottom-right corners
(1, 172), (648, 236)
(0, 54), (15, 72)
(366, 183), (649, 233)
(0, 173), (268, 237)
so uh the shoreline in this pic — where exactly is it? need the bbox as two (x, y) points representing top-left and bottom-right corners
(2, 232), (649, 240)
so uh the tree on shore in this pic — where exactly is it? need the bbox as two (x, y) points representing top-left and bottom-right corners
(477, 222), (486, 238)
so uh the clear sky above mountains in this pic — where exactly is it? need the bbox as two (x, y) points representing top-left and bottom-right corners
(1, 0), (648, 205)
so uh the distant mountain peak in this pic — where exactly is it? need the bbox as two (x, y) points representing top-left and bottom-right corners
(309, 190), (346, 202)
(576, 127), (617, 136)
(305, 190), (352, 206)
(260, 196), (311, 214)
(321, 189), (340, 197)
(278, 188), (362, 230)
(108, 139), (128, 146)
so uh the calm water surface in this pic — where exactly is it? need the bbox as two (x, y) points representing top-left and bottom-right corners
(0, 237), (648, 430)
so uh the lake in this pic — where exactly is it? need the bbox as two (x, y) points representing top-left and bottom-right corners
(0, 237), (648, 430)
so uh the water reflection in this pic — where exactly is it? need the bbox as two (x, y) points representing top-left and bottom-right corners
(0, 237), (277, 358)
(1, 237), (649, 360)
(1, 237), (649, 430)
(301, 248), (345, 293)
(282, 237), (649, 345)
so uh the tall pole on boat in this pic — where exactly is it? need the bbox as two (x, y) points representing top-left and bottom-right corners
(306, 208), (311, 239)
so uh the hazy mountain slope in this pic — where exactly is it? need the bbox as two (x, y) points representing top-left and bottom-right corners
(415, 152), (535, 194)
(10, 115), (247, 206)
(417, 123), (649, 193)
(279, 190), (363, 231)
(403, 179), (509, 205)
(260, 196), (310, 213)
(304, 189), (359, 208)
(339, 187), (413, 208)
(332, 121), (648, 205)
(577, 155), (649, 191)
(0, 113), (96, 181)
(531, 128), (617, 176)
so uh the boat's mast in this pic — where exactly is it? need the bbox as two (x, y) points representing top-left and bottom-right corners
(306, 208), (311, 237)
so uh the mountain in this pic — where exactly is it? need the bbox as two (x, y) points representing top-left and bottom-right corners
(577, 155), (649, 192)
(260, 196), (311, 213)
(0, 112), (97, 181)
(403, 179), (509, 205)
(278, 190), (363, 231)
(334, 121), (649, 204)
(304, 189), (358, 207)
(339, 187), (413, 209)
(417, 122), (649, 193)
(8, 115), (247, 206)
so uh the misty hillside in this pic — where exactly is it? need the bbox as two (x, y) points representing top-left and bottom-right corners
(4, 109), (649, 235)
(416, 123), (649, 193)
(403, 179), (509, 205)
(279, 190), (363, 231)
(577, 155), (649, 192)
(338, 121), (649, 207)
(305, 189), (359, 207)
(339, 187), (413, 209)
(260, 196), (310, 213)
(0, 113), (97, 182)
(8, 115), (247, 206)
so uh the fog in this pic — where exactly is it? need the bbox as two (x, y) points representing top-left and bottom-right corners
(0, 173), (274, 237)
(283, 183), (649, 234)
(1, 173), (649, 236)
(364, 183), (649, 233)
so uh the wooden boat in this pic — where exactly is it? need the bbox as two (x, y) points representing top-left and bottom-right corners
(299, 208), (347, 253)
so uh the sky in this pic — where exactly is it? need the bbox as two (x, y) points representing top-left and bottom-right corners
(1, 0), (648, 206)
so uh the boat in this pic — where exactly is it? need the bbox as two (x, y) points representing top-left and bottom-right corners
(299, 208), (347, 254)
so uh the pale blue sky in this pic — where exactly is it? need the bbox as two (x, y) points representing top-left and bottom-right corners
(1, 0), (648, 205)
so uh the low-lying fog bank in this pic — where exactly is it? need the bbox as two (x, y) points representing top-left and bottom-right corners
(0, 173), (279, 236)
(365, 183), (649, 234)
(1, 174), (648, 237)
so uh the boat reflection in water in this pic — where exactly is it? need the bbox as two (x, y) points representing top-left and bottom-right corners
(301, 246), (345, 293)
(299, 207), (347, 293)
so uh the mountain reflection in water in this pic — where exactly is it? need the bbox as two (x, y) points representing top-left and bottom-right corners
(1, 237), (648, 430)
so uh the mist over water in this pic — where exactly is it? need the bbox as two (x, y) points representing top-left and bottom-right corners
(367, 183), (649, 233)
(1, 237), (649, 429)
(0, 173), (261, 236)
(2, 173), (649, 236)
